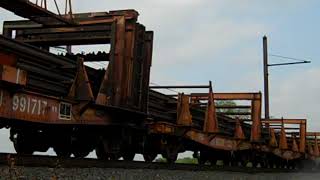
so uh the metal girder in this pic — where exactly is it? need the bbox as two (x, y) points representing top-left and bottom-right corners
(191, 92), (261, 100)
(0, 0), (75, 26)
(272, 127), (300, 130)
(263, 118), (307, 153)
(150, 85), (210, 89)
(307, 132), (320, 136)
(218, 112), (251, 116)
(215, 105), (251, 109)
(14, 24), (113, 46)
(262, 119), (306, 125)
(2, 10), (140, 46)
(2, 9), (153, 113)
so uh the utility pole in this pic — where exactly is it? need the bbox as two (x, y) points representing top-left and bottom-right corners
(263, 36), (269, 120)
(262, 36), (311, 123)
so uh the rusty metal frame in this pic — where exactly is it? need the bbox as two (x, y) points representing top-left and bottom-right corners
(0, 9), (153, 129)
(306, 132), (320, 157)
(262, 119), (306, 153)
(190, 92), (262, 142)
(0, 0), (76, 26)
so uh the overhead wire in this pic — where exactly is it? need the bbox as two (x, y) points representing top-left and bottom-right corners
(150, 82), (179, 94)
(269, 54), (311, 63)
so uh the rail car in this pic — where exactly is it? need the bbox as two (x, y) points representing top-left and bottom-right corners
(0, 0), (319, 169)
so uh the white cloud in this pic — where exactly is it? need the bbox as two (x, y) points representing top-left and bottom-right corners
(271, 68), (320, 131)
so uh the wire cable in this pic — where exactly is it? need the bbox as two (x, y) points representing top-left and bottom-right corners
(269, 54), (311, 63)
(150, 82), (179, 93)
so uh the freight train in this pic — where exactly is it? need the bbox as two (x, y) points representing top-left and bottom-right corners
(0, 0), (319, 169)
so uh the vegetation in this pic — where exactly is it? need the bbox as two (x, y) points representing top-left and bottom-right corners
(175, 157), (198, 164)
(216, 100), (250, 119)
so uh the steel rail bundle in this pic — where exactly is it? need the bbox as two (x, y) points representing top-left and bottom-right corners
(0, 0), (319, 170)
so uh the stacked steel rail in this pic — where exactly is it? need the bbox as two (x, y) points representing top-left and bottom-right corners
(0, 0), (319, 169)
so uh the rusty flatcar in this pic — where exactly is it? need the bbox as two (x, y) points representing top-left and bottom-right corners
(0, 0), (319, 169)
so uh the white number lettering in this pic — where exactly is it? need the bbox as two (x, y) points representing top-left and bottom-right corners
(27, 97), (30, 113)
(19, 97), (26, 112)
(12, 96), (19, 111)
(37, 100), (41, 115)
(31, 99), (37, 114)
(10, 95), (48, 116)
(42, 101), (47, 115)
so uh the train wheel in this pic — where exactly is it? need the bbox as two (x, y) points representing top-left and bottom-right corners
(107, 153), (120, 160)
(143, 153), (157, 162)
(162, 152), (178, 163)
(162, 142), (179, 163)
(53, 140), (72, 158)
(11, 130), (34, 155)
(72, 140), (91, 158)
(239, 154), (250, 167)
(251, 158), (266, 168)
(222, 153), (232, 167)
(96, 140), (121, 160)
(210, 159), (217, 166)
(96, 143), (108, 160)
(162, 149), (178, 164)
(223, 158), (231, 167)
(54, 146), (71, 158)
(198, 150), (217, 166)
(287, 160), (296, 169)
(198, 152), (206, 165)
(122, 152), (135, 161)
(73, 150), (90, 158)
(167, 154), (178, 163)
(267, 156), (275, 168)
(275, 159), (286, 169)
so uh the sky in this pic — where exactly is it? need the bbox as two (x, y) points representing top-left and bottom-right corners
(0, 0), (320, 154)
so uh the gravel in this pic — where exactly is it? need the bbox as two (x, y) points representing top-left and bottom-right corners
(0, 166), (320, 180)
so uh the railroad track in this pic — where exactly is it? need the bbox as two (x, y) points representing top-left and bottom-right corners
(0, 153), (318, 174)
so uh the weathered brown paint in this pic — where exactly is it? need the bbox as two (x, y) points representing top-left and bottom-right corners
(307, 132), (320, 136)
(279, 124), (288, 150)
(0, 52), (16, 66)
(269, 128), (278, 147)
(0, 65), (27, 86)
(203, 90), (218, 133)
(250, 94), (262, 142)
(140, 31), (153, 112)
(262, 119), (307, 124)
(68, 58), (94, 101)
(263, 119), (307, 153)
(176, 94), (192, 126)
(313, 137), (319, 157)
(234, 118), (245, 140)
(190, 92), (262, 142)
(191, 92), (262, 100)
(0, 88), (60, 123)
(292, 137), (299, 152)
(308, 143), (314, 155)
(1, 3), (317, 163)
(300, 122), (306, 153)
